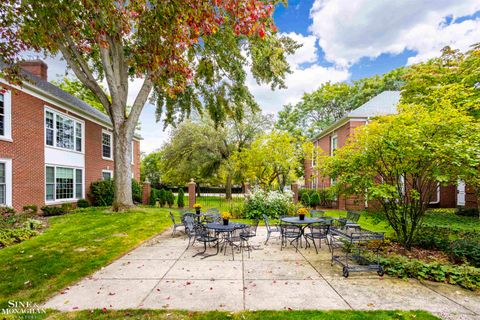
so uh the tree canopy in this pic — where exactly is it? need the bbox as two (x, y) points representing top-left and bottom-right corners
(52, 77), (106, 113)
(0, 0), (298, 210)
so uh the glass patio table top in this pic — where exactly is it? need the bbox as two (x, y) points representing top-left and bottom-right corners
(205, 222), (247, 232)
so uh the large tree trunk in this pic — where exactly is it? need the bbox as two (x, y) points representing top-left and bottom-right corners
(112, 124), (134, 212)
(225, 174), (232, 200)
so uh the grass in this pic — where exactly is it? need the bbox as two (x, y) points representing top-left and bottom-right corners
(20, 309), (439, 320)
(0, 207), (175, 308)
(423, 209), (480, 233)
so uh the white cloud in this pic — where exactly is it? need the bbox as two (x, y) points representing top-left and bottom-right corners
(309, 0), (480, 66)
(246, 32), (350, 114)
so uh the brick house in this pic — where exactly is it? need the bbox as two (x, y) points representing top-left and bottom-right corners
(0, 60), (141, 210)
(304, 91), (475, 210)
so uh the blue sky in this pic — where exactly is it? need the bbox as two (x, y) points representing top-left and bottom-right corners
(45, 1), (480, 153)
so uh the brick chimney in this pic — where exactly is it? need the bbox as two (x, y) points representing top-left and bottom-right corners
(18, 60), (48, 81)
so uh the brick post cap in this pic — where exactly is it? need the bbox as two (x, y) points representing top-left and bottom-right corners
(143, 180), (151, 185)
(188, 178), (195, 184)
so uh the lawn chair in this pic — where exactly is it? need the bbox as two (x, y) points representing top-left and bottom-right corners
(262, 214), (280, 245)
(280, 223), (302, 252)
(309, 209), (325, 218)
(240, 219), (259, 258)
(169, 211), (184, 237)
(338, 211), (361, 229)
(305, 223), (330, 254)
(193, 224), (219, 258)
(184, 215), (200, 248)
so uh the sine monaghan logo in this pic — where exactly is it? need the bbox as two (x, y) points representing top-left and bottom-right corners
(2, 301), (47, 315)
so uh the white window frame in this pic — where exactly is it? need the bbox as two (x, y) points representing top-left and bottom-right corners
(0, 158), (12, 206)
(102, 130), (113, 161)
(44, 107), (84, 154)
(0, 90), (12, 141)
(330, 134), (338, 156)
(45, 165), (84, 203)
(102, 169), (113, 180)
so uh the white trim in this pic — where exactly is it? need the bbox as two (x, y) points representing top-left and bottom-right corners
(0, 158), (12, 207)
(429, 183), (441, 204)
(0, 79), (142, 141)
(101, 129), (113, 161)
(102, 169), (113, 180)
(457, 180), (466, 206)
(44, 106), (85, 154)
(330, 134), (338, 156)
(45, 165), (84, 203)
(313, 117), (367, 142)
(0, 90), (12, 141)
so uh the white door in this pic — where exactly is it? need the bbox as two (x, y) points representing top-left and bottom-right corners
(457, 180), (466, 206)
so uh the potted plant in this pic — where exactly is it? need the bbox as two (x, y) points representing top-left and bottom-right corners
(297, 207), (308, 221)
(193, 203), (202, 215)
(221, 211), (232, 225)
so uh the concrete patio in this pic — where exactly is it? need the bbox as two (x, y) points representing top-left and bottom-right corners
(44, 227), (480, 319)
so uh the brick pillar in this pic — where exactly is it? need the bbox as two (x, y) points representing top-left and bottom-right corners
(188, 178), (196, 209)
(244, 180), (251, 194)
(292, 182), (299, 204)
(142, 181), (151, 205)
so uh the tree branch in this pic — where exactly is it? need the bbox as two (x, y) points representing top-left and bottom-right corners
(126, 76), (153, 135)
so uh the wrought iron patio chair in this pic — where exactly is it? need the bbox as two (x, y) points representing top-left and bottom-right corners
(225, 226), (247, 260)
(169, 211), (184, 237)
(305, 223), (330, 254)
(240, 219), (259, 258)
(309, 209), (325, 218)
(206, 208), (220, 215)
(184, 215), (200, 248)
(338, 211), (361, 229)
(280, 223), (302, 252)
(193, 224), (219, 258)
(262, 214), (280, 245)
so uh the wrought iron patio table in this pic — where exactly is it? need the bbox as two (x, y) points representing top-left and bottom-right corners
(280, 217), (328, 248)
(204, 222), (248, 256)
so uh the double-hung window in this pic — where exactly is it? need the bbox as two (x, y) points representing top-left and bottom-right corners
(0, 91), (12, 141)
(102, 170), (113, 180)
(0, 159), (12, 206)
(45, 109), (83, 152)
(330, 135), (338, 156)
(102, 131), (113, 160)
(46, 166), (83, 201)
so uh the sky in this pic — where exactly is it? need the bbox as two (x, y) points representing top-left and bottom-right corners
(43, 1), (480, 154)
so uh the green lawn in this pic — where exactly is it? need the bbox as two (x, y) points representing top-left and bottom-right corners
(0, 207), (175, 308)
(38, 309), (438, 320)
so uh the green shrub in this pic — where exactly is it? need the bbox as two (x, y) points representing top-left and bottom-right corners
(377, 254), (480, 290)
(158, 189), (167, 207)
(451, 239), (480, 267)
(0, 207), (17, 228)
(22, 204), (38, 214)
(41, 206), (68, 216)
(149, 188), (158, 206)
(166, 190), (175, 208)
(456, 207), (479, 217)
(89, 179), (115, 206)
(310, 191), (320, 207)
(0, 228), (37, 248)
(131, 179), (142, 203)
(77, 199), (90, 208)
(177, 188), (185, 208)
(300, 191), (310, 207)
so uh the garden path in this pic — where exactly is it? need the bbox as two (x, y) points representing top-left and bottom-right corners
(44, 227), (480, 320)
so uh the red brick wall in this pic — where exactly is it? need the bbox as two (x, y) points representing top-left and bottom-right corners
(0, 85), (141, 210)
(0, 86), (45, 210)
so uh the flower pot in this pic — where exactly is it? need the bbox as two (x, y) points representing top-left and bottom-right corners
(195, 209), (201, 215)
(223, 219), (229, 225)
(299, 214), (305, 221)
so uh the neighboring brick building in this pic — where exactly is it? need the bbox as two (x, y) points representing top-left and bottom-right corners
(305, 91), (473, 210)
(0, 60), (141, 210)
